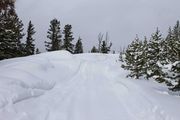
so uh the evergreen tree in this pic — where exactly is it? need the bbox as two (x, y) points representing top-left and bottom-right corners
(101, 41), (107, 53)
(0, 0), (15, 13)
(35, 48), (40, 54)
(146, 28), (165, 82)
(170, 62), (180, 91)
(171, 21), (180, 62)
(25, 21), (36, 55)
(101, 41), (112, 54)
(0, 1), (25, 59)
(122, 36), (145, 79)
(45, 18), (62, 51)
(162, 27), (173, 64)
(91, 46), (98, 53)
(97, 32), (112, 53)
(63, 24), (74, 53)
(141, 36), (149, 79)
(168, 21), (180, 90)
(162, 24), (180, 64)
(74, 37), (83, 54)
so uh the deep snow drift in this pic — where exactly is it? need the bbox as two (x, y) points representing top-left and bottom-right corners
(0, 51), (180, 120)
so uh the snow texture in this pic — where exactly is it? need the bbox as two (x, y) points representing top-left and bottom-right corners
(0, 50), (180, 120)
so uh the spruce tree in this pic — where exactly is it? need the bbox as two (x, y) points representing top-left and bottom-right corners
(141, 36), (149, 79)
(170, 62), (180, 91)
(63, 24), (74, 53)
(100, 41), (112, 54)
(8, 10), (25, 57)
(97, 32), (112, 53)
(168, 21), (180, 90)
(122, 36), (145, 79)
(91, 46), (98, 53)
(74, 37), (83, 54)
(25, 21), (36, 55)
(0, 0), (15, 12)
(36, 48), (41, 54)
(101, 41), (106, 53)
(146, 28), (165, 82)
(45, 18), (62, 51)
(171, 21), (180, 62)
(163, 27), (173, 64)
(0, 0), (25, 59)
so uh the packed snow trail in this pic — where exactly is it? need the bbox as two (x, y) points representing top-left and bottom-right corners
(0, 51), (180, 120)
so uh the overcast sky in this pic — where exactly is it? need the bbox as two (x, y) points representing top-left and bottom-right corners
(16, 0), (180, 52)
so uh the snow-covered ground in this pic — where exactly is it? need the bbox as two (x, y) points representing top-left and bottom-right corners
(0, 51), (180, 120)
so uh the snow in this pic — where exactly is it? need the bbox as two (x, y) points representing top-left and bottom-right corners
(0, 50), (180, 120)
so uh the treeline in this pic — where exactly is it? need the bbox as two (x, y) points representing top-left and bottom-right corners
(0, 0), (113, 61)
(44, 20), (112, 54)
(120, 21), (180, 91)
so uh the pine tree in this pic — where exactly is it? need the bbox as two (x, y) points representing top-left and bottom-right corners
(63, 24), (74, 53)
(0, 0), (15, 12)
(45, 18), (62, 51)
(91, 46), (98, 53)
(171, 21), (180, 62)
(168, 21), (180, 90)
(146, 28), (165, 82)
(122, 36), (145, 79)
(162, 27), (173, 64)
(8, 10), (25, 57)
(25, 21), (36, 56)
(0, 1), (25, 60)
(101, 41), (106, 53)
(170, 62), (180, 91)
(141, 36), (149, 79)
(35, 48), (40, 54)
(101, 41), (112, 54)
(74, 37), (83, 54)
(97, 32), (112, 53)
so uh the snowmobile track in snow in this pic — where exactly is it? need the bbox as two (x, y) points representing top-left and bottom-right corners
(0, 51), (179, 120)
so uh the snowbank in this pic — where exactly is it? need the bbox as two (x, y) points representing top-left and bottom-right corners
(0, 50), (180, 120)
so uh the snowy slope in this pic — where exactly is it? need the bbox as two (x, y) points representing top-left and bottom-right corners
(0, 51), (180, 120)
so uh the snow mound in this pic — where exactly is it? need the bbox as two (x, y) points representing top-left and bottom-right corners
(0, 50), (180, 120)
